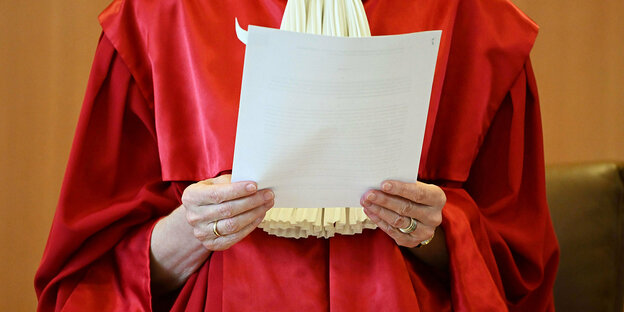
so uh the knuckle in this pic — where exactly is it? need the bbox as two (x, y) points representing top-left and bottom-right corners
(430, 213), (443, 226)
(375, 193), (387, 205)
(384, 222), (395, 233)
(185, 211), (201, 226)
(394, 235), (411, 247)
(216, 202), (233, 218)
(421, 228), (435, 240)
(181, 192), (191, 206)
(204, 241), (222, 251)
(439, 189), (447, 206)
(399, 201), (412, 217)
(396, 236), (412, 247)
(391, 215), (404, 228)
(212, 242), (227, 251)
(367, 212), (379, 223)
(222, 218), (238, 233)
(216, 236), (239, 251)
(206, 188), (224, 204)
(252, 192), (266, 206)
(181, 185), (197, 205)
(205, 238), (229, 251)
(251, 208), (265, 219)
(390, 225), (401, 236)
(394, 235), (405, 244)
(202, 242), (213, 250)
(193, 228), (208, 240)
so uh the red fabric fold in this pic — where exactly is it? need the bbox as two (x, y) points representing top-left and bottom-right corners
(36, 0), (559, 311)
(35, 36), (183, 311)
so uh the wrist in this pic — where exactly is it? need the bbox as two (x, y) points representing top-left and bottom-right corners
(150, 205), (211, 294)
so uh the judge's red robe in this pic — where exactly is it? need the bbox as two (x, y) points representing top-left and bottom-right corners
(35, 0), (559, 311)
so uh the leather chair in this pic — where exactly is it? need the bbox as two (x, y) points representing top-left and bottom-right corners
(546, 162), (624, 311)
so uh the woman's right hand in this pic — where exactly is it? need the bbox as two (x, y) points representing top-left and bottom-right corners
(150, 174), (273, 293)
(181, 174), (274, 251)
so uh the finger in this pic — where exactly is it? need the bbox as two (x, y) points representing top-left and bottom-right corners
(362, 208), (418, 247)
(363, 208), (436, 247)
(380, 180), (446, 207)
(363, 190), (442, 226)
(361, 198), (411, 230)
(205, 213), (267, 251)
(200, 189), (274, 222)
(183, 179), (259, 206)
(192, 199), (272, 241)
(212, 200), (274, 236)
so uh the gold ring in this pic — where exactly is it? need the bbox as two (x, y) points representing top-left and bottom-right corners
(398, 217), (418, 234)
(417, 232), (435, 248)
(213, 220), (222, 237)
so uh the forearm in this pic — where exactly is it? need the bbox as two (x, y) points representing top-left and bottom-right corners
(150, 205), (211, 294)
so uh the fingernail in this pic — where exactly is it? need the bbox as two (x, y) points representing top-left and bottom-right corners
(366, 192), (376, 201)
(246, 183), (257, 192)
(263, 191), (274, 200)
(382, 182), (392, 191)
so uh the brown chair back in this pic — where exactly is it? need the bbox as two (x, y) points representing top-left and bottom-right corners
(546, 162), (624, 311)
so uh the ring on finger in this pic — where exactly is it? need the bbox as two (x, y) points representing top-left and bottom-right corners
(398, 217), (418, 234)
(213, 220), (222, 237)
(417, 231), (435, 248)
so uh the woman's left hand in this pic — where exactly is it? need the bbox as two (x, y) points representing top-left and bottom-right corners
(361, 180), (446, 248)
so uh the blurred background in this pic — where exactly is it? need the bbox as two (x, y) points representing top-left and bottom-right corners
(1, 0), (622, 310)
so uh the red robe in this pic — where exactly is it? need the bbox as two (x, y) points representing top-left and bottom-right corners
(35, 0), (559, 311)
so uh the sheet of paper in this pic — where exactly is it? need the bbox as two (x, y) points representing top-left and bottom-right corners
(232, 26), (441, 208)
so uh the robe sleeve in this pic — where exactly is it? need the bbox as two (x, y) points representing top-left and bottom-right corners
(437, 60), (559, 311)
(34, 34), (185, 312)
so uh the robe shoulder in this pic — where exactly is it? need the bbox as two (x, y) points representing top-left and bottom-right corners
(418, 0), (539, 181)
(98, 0), (288, 181)
(96, 0), (540, 182)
